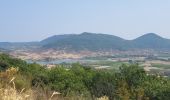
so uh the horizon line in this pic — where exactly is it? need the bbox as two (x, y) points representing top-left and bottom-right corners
(0, 32), (168, 43)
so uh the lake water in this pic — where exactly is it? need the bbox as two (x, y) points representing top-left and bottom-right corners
(26, 59), (101, 65)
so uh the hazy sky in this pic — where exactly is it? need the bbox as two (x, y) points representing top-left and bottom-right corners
(0, 0), (170, 42)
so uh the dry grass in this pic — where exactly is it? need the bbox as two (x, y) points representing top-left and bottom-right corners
(97, 96), (109, 100)
(0, 67), (35, 100)
(0, 67), (63, 100)
(0, 86), (34, 100)
(0, 67), (106, 100)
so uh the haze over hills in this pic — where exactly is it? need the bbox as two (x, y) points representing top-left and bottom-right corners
(41, 32), (127, 51)
(132, 33), (170, 49)
(0, 32), (170, 51)
(40, 32), (170, 51)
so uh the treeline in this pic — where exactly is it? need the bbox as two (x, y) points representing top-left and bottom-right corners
(0, 54), (170, 100)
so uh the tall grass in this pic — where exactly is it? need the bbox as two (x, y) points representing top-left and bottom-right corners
(0, 67), (34, 100)
(0, 67), (108, 100)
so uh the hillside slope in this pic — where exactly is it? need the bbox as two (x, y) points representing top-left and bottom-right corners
(41, 32), (128, 51)
(41, 32), (170, 51)
(132, 33), (170, 49)
(1, 32), (170, 51)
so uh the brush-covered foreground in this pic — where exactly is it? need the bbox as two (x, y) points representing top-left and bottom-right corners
(0, 54), (170, 100)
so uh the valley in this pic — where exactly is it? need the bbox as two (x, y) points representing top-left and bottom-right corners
(7, 47), (170, 77)
(1, 32), (170, 99)
(1, 1), (170, 99)
(1, 32), (170, 76)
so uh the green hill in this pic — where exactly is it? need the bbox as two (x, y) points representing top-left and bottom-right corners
(41, 32), (170, 51)
(41, 32), (128, 51)
(1, 32), (170, 51)
(132, 33), (170, 49)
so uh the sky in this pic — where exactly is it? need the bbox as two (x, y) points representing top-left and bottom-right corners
(0, 0), (170, 42)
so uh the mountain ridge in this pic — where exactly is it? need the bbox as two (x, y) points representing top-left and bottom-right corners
(41, 32), (170, 51)
(1, 32), (170, 51)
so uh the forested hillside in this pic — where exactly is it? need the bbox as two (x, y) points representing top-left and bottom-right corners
(41, 32), (127, 51)
(132, 33), (170, 49)
(1, 33), (170, 51)
(41, 32), (170, 51)
(0, 54), (170, 100)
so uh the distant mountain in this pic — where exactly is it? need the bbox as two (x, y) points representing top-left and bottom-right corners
(41, 32), (127, 51)
(41, 34), (74, 45)
(132, 33), (170, 49)
(41, 32), (170, 51)
(1, 32), (170, 51)
(0, 42), (40, 50)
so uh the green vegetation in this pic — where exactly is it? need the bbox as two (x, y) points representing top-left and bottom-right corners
(41, 32), (127, 51)
(1, 33), (170, 51)
(133, 33), (170, 49)
(151, 63), (170, 69)
(85, 60), (128, 70)
(1, 54), (170, 100)
(41, 32), (170, 51)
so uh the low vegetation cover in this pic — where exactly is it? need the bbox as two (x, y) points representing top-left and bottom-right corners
(0, 53), (170, 100)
